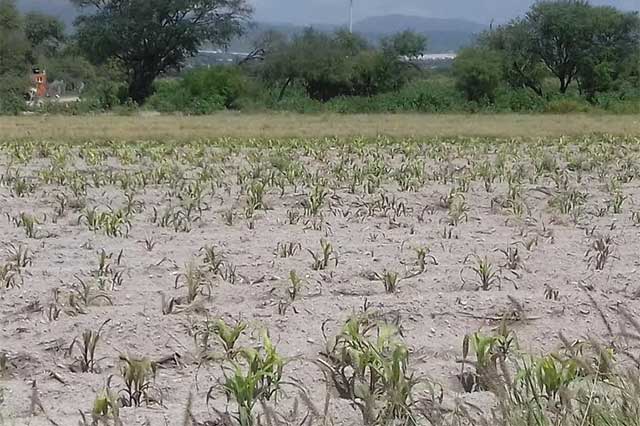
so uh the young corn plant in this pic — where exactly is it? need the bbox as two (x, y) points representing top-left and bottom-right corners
(318, 314), (418, 425)
(86, 386), (121, 426)
(609, 191), (627, 214)
(414, 246), (438, 273)
(460, 324), (516, 393)
(304, 184), (328, 216)
(118, 355), (157, 407)
(211, 332), (285, 426)
(586, 235), (616, 271)
(210, 318), (248, 359)
(68, 320), (110, 373)
(375, 270), (402, 293)
(287, 270), (304, 302)
(495, 246), (523, 271)
(308, 239), (338, 271)
(275, 242), (301, 258)
(461, 255), (501, 290)
(175, 261), (212, 303)
(200, 245), (224, 274)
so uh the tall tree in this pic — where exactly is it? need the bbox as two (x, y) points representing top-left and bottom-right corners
(481, 19), (546, 96)
(0, 0), (29, 76)
(24, 12), (66, 53)
(72, 0), (252, 103)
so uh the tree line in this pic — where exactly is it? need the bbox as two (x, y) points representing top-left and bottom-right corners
(0, 0), (638, 114)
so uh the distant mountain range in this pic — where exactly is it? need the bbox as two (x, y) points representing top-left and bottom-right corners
(16, 1), (485, 53)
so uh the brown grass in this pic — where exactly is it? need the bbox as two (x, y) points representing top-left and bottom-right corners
(1, 112), (638, 141)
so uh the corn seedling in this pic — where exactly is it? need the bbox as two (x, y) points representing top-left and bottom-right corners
(375, 270), (402, 293)
(308, 239), (338, 270)
(276, 241), (301, 258)
(175, 261), (212, 303)
(211, 318), (247, 359)
(287, 270), (304, 302)
(461, 255), (501, 290)
(81, 384), (121, 426)
(212, 332), (285, 426)
(68, 320), (110, 373)
(415, 246), (438, 273)
(200, 245), (224, 274)
(6, 243), (32, 269)
(609, 191), (627, 214)
(118, 355), (157, 407)
(495, 246), (523, 271)
(319, 314), (418, 425)
(586, 235), (616, 271)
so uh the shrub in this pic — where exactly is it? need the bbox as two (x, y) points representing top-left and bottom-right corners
(453, 48), (504, 103)
(544, 96), (593, 113)
(146, 66), (246, 114)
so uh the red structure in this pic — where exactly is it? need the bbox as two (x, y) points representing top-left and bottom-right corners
(30, 67), (48, 98)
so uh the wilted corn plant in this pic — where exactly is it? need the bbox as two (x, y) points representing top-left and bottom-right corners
(79, 380), (121, 426)
(118, 355), (157, 407)
(318, 313), (418, 425)
(585, 235), (616, 271)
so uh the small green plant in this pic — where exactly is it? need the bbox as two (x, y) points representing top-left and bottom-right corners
(495, 246), (523, 271)
(211, 332), (285, 426)
(319, 314), (418, 425)
(415, 246), (438, 273)
(304, 184), (328, 216)
(6, 243), (32, 269)
(375, 270), (402, 293)
(586, 235), (616, 270)
(308, 239), (338, 270)
(275, 241), (301, 258)
(461, 255), (501, 290)
(287, 270), (304, 302)
(118, 355), (157, 407)
(68, 320), (110, 373)
(213, 318), (247, 359)
(79, 382), (121, 426)
(175, 261), (212, 303)
(608, 191), (627, 214)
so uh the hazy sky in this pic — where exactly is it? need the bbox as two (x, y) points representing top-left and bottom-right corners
(251, 0), (639, 24)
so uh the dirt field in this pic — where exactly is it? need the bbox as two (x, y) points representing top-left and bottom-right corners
(1, 112), (639, 140)
(1, 135), (640, 425)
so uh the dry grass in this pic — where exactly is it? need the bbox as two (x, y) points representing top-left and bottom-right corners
(2, 112), (639, 141)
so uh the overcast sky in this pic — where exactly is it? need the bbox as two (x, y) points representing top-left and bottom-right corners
(251, 0), (639, 24)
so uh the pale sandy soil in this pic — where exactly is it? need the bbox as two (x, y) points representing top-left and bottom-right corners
(0, 136), (639, 425)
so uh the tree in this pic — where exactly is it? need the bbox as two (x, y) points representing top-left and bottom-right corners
(575, 6), (640, 100)
(381, 30), (427, 60)
(259, 29), (424, 102)
(24, 12), (66, 53)
(72, 0), (253, 104)
(525, 0), (594, 93)
(0, 0), (29, 113)
(452, 48), (503, 103)
(480, 19), (546, 96)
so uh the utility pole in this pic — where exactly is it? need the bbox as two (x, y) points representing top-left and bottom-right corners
(349, 0), (354, 33)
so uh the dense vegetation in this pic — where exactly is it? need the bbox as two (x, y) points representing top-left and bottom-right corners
(0, 0), (639, 114)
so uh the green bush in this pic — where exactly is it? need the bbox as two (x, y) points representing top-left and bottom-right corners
(544, 96), (593, 113)
(146, 66), (246, 114)
(494, 87), (547, 112)
(453, 48), (504, 103)
(0, 74), (27, 115)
